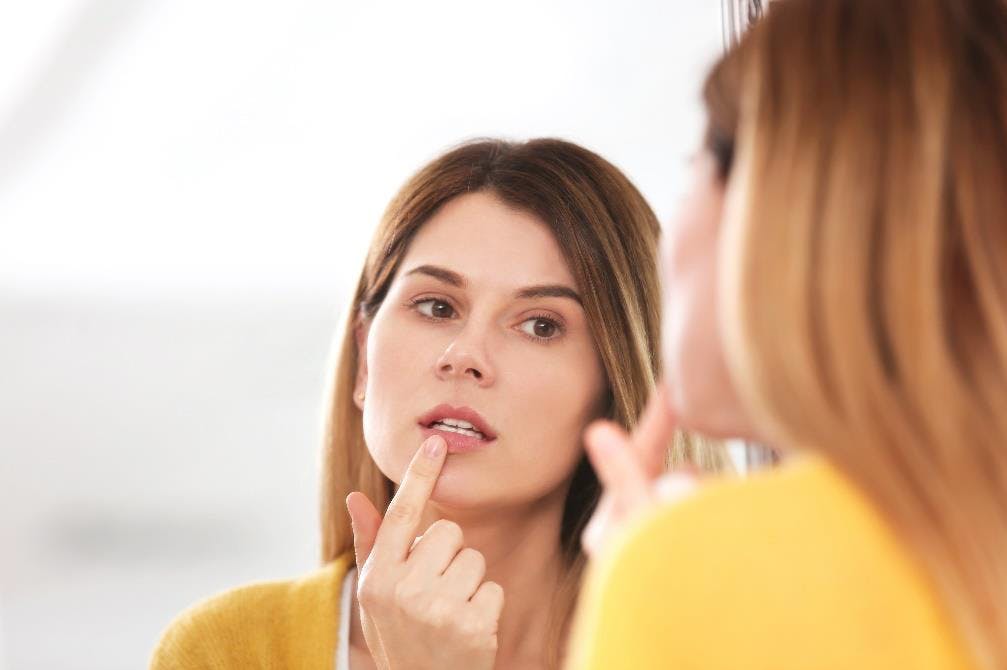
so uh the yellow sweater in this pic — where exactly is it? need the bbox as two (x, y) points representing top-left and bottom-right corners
(149, 553), (353, 669)
(568, 457), (976, 670)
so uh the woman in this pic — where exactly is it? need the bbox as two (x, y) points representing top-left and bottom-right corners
(570, 0), (1007, 668)
(150, 138), (727, 669)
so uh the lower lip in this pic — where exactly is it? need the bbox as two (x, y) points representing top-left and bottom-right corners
(419, 425), (495, 454)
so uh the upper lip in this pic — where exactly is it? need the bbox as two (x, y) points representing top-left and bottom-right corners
(418, 404), (498, 440)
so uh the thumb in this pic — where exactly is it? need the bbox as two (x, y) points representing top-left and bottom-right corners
(630, 385), (677, 477)
(346, 491), (382, 568)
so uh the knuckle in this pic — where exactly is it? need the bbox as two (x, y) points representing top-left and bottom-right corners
(460, 615), (493, 637)
(479, 633), (499, 652)
(458, 621), (482, 639)
(482, 581), (504, 607)
(430, 519), (464, 544)
(460, 547), (485, 570)
(424, 597), (454, 628)
(392, 577), (424, 606)
(385, 502), (418, 524)
(356, 575), (384, 608)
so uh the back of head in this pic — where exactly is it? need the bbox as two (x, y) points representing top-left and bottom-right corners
(710, 0), (1007, 666)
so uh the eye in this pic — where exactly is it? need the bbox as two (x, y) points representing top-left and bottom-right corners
(414, 298), (456, 319)
(519, 316), (562, 341)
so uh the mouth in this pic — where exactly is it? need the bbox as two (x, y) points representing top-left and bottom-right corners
(417, 404), (498, 453)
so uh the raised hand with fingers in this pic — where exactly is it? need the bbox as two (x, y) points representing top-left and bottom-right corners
(346, 435), (504, 670)
(581, 387), (701, 557)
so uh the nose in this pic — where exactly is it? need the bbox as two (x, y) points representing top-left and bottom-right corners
(435, 328), (495, 387)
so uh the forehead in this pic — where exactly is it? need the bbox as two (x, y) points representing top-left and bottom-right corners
(399, 191), (577, 289)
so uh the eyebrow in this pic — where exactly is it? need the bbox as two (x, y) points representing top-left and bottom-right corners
(515, 284), (583, 305)
(405, 264), (465, 287)
(403, 264), (583, 305)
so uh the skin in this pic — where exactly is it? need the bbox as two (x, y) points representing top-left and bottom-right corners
(658, 151), (753, 440)
(582, 150), (759, 556)
(348, 191), (607, 669)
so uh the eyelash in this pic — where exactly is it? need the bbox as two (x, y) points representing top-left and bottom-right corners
(407, 297), (566, 343)
(520, 312), (565, 342)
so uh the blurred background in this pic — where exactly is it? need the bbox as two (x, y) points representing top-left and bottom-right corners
(0, 2), (726, 668)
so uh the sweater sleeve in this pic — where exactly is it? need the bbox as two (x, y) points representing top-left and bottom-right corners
(149, 557), (350, 670)
(565, 459), (978, 670)
(565, 470), (805, 670)
(566, 505), (698, 670)
(565, 463), (833, 670)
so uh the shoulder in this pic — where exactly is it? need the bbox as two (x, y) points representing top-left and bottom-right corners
(600, 454), (891, 576)
(570, 458), (972, 669)
(149, 553), (353, 670)
(592, 456), (861, 580)
(627, 454), (872, 553)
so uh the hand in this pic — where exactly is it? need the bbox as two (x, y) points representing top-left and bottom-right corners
(346, 435), (504, 670)
(581, 387), (700, 557)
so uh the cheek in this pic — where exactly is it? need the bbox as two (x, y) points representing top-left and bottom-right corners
(501, 346), (605, 475)
(661, 184), (726, 417)
(662, 206), (706, 370)
(360, 312), (435, 484)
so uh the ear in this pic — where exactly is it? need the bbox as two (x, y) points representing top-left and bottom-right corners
(353, 318), (370, 411)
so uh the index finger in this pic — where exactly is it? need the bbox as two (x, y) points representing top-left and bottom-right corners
(629, 386), (677, 477)
(372, 435), (447, 562)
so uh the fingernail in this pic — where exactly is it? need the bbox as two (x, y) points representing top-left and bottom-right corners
(423, 435), (445, 457)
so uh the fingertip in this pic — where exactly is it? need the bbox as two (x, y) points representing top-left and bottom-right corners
(423, 435), (446, 458)
(346, 491), (379, 528)
(584, 431), (627, 482)
(585, 420), (625, 447)
(345, 493), (360, 526)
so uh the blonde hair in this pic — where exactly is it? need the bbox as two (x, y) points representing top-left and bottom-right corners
(319, 138), (728, 666)
(709, 1), (1007, 666)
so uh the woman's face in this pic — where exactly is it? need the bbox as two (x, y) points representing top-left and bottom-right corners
(358, 191), (606, 508)
(661, 151), (754, 440)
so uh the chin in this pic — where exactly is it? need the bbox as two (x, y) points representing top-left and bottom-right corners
(425, 459), (494, 509)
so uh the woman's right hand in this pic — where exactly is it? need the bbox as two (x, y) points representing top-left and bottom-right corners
(346, 435), (505, 670)
(581, 387), (700, 558)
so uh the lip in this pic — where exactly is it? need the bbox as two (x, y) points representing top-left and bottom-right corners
(417, 404), (498, 454)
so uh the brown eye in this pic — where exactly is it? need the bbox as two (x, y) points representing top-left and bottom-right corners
(520, 317), (561, 340)
(416, 299), (455, 319)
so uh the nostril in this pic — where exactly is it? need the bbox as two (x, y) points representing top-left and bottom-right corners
(468, 368), (483, 380)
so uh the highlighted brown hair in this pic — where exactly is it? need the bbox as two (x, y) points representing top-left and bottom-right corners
(708, 1), (1007, 666)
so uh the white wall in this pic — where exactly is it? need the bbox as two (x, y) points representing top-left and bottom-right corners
(0, 2), (724, 668)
